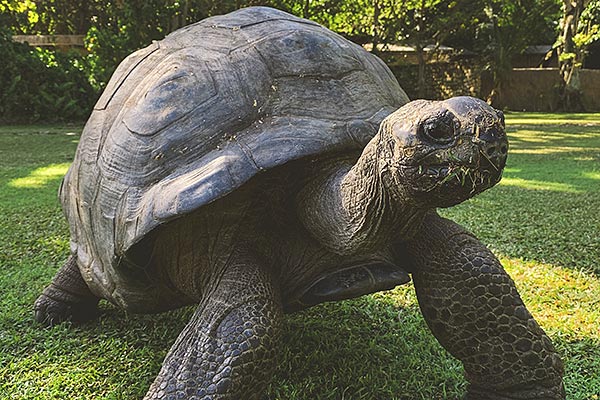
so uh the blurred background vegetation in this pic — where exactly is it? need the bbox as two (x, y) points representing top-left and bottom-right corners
(0, 0), (599, 123)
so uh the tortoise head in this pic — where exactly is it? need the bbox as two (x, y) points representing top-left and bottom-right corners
(381, 96), (508, 208)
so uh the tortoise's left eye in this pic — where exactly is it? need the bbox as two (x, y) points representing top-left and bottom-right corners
(419, 110), (457, 144)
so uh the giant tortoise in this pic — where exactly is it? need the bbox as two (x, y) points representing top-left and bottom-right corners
(34, 6), (564, 399)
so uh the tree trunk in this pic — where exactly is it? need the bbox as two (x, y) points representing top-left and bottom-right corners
(170, 0), (189, 32)
(303, 0), (310, 19)
(416, 45), (427, 99)
(557, 0), (589, 110)
(415, 0), (427, 98)
(371, 0), (381, 54)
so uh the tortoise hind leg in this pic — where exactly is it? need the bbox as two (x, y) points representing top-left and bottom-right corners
(34, 255), (100, 326)
(144, 253), (282, 400)
(399, 213), (564, 399)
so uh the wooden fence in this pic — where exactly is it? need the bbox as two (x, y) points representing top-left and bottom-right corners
(11, 35), (85, 52)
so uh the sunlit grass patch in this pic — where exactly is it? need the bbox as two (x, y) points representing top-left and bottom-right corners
(501, 257), (600, 340)
(0, 124), (83, 136)
(8, 163), (70, 188)
(505, 112), (600, 125)
(499, 176), (581, 193)
(507, 129), (600, 154)
(582, 171), (600, 180)
(509, 146), (600, 155)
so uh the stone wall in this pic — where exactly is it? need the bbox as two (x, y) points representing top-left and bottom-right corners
(383, 53), (600, 112)
(386, 60), (483, 101)
(578, 69), (600, 111)
(491, 68), (600, 112)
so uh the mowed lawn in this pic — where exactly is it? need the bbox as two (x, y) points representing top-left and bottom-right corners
(0, 114), (599, 399)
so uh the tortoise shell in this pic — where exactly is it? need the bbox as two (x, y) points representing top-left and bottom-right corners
(60, 7), (408, 300)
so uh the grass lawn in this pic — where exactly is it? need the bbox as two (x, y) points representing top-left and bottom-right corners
(1, 114), (599, 399)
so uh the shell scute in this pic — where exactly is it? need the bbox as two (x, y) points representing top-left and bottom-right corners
(123, 55), (218, 136)
(95, 42), (160, 111)
(254, 29), (362, 78)
(200, 6), (316, 30)
(146, 149), (258, 223)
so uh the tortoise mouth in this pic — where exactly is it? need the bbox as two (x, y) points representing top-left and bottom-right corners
(392, 133), (507, 208)
(399, 160), (504, 208)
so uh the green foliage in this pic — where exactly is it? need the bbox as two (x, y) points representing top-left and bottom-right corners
(0, 28), (97, 123)
(278, 0), (375, 43)
(81, 1), (281, 89)
(0, 0), (570, 120)
(555, 0), (600, 110)
(388, 59), (482, 99)
(1, 115), (599, 398)
(473, 0), (561, 103)
(0, 0), (114, 35)
(84, 26), (133, 91)
(82, 0), (178, 89)
(0, 0), (39, 33)
(577, 0), (600, 51)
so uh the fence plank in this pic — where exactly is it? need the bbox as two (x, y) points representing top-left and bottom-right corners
(12, 35), (85, 47)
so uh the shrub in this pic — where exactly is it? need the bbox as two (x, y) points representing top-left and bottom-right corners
(0, 28), (98, 123)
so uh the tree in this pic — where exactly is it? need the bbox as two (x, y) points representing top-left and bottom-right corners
(556, 0), (600, 110)
(473, 0), (560, 106)
(393, 0), (485, 98)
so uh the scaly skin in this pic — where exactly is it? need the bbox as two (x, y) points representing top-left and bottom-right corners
(401, 212), (565, 399)
(143, 252), (282, 400)
(34, 255), (99, 326)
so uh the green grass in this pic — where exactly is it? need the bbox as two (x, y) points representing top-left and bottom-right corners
(1, 114), (599, 399)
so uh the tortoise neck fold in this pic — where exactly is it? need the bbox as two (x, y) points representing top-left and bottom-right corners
(296, 133), (425, 256)
(341, 134), (425, 250)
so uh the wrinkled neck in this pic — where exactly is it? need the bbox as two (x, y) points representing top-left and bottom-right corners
(297, 134), (425, 255)
(340, 140), (390, 239)
(341, 136), (424, 249)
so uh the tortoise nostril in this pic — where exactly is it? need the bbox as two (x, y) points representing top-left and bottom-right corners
(483, 140), (508, 159)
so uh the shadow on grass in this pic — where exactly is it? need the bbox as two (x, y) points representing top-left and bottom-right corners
(501, 155), (599, 193)
(9, 293), (466, 400)
(444, 186), (599, 276)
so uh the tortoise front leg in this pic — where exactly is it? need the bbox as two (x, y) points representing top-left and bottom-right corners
(34, 255), (100, 326)
(399, 212), (564, 399)
(144, 253), (282, 400)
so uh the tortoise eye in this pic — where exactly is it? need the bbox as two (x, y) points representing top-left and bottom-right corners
(419, 110), (457, 144)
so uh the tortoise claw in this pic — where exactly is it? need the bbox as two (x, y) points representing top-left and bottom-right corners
(34, 256), (100, 327)
(34, 290), (99, 327)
